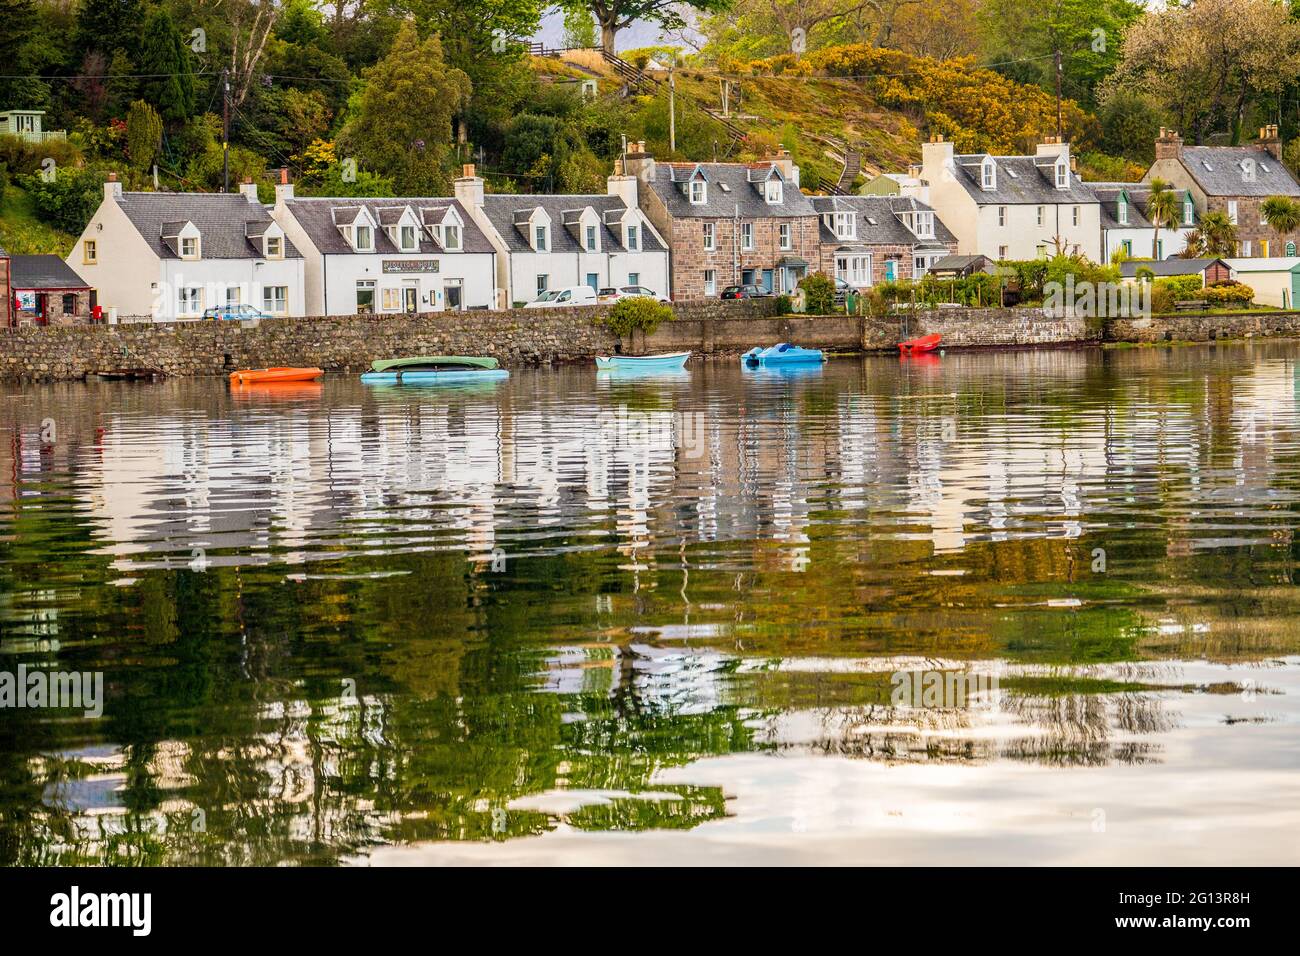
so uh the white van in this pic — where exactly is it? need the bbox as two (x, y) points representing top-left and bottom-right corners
(524, 286), (599, 308)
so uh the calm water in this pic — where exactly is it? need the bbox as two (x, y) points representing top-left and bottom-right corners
(2, 345), (1299, 866)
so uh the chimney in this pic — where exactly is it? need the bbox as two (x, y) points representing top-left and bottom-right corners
(623, 140), (655, 183)
(771, 146), (796, 184)
(274, 167), (294, 202)
(607, 162), (639, 210)
(239, 177), (260, 202)
(454, 163), (484, 210)
(921, 136), (954, 179)
(104, 171), (122, 201)
(1155, 128), (1183, 162)
(1035, 136), (1068, 158)
(1260, 123), (1282, 161)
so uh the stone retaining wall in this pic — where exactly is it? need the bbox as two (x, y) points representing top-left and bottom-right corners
(1104, 310), (1300, 343)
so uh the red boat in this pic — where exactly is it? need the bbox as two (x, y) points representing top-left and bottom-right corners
(898, 333), (942, 353)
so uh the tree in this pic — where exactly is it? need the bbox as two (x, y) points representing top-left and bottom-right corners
(138, 8), (196, 124)
(1182, 210), (1238, 258)
(340, 22), (471, 194)
(126, 100), (163, 171)
(1144, 179), (1181, 263)
(560, 0), (733, 55)
(563, 7), (598, 48)
(1261, 195), (1300, 244)
(74, 0), (144, 59)
(226, 0), (283, 112)
(1102, 0), (1300, 145)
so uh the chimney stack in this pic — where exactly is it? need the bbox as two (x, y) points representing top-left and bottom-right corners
(1260, 123), (1282, 161)
(1155, 128), (1183, 162)
(104, 171), (122, 201)
(454, 162), (485, 210)
(623, 140), (654, 182)
(274, 167), (294, 202)
(239, 177), (260, 202)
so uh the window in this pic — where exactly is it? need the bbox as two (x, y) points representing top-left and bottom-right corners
(1036, 244), (1048, 258)
(82, 239), (97, 264)
(399, 225), (417, 252)
(704, 269), (716, 296)
(1156, 239), (1164, 259)
(741, 222), (754, 250)
(265, 235), (283, 258)
(356, 280), (375, 314)
(536, 274), (548, 297)
(1072, 206), (1080, 227)
(1261, 206), (1270, 226)
(690, 179), (707, 204)
(1036, 206), (1044, 227)
(765, 179), (782, 204)
(628, 272), (639, 286)
(779, 223), (792, 250)
(62, 293), (76, 314)
(178, 286), (202, 315)
(181, 236), (198, 259)
(1055, 162), (1068, 188)
(1121, 239), (1132, 256)
(981, 159), (995, 189)
(354, 225), (373, 251)
(1227, 201), (1238, 225)
(1288, 241), (1297, 256)
(833, 212), (855, 240)
(225, 286), (240, 306)
(534, 225), (548, 251)
(998, 245), (1009, 259)
(1184, 199), (1194, 225)
(586, 224), (598, 251)
(1260, 239), (1269, 257)
(1117, 200), (1128, 225)
(834, 254), (872, 287)
(997, 206), (1007, 227)
(703, 222), (715, 251)
(626, 225), (639, 251)
(1240, 240), (1252, 256)
(262, 286), (288, 314)
(913, 211), (934, 238)
(381, 287), (402, 311)
(443, 224), (461, 250)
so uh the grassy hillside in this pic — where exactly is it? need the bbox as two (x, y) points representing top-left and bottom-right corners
(0, 185), (75, 256)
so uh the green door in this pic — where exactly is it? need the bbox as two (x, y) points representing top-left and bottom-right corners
(1291, 268), (1300, 310)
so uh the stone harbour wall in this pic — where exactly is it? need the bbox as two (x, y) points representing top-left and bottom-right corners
(1104, 310), (1300, 343)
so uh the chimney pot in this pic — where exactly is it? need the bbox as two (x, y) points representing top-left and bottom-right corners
(461, 163), (476, 178)
(280, 167), (288, 185)
(108, 172), (117, 182)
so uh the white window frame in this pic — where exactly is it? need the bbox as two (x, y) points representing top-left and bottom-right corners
(585, 224), (598, 252)
(536, 274), (548, 297)
(180, 236), (199, 259)
(703, 269), (716, 296)
(1183, 199), (1194, 225)
(997, 206), (1007, 227)
(833, 212), (855, 240)
(534, 225), (549, 252)
(981, 159), (996, 189)
(913, 211), (934, 239)
(741, 221), (754, 251)
(442, 223), (461, 251)
(262, 285), (288, 315)
(1036, 206), (1044, 227)
(690, 179), (707, 205)
(765, 179), (782, 204)
(1055, 161), (1068, 188)
(779, 223), (792, 250)
(702, 222), (715, 251)
(834, 253), (872, 287)
(177, 286), (202, 316)
(1117, 199), (1128, 225)
(625, 224), (639, 251)
(1072, 206), (1080, 227)
(1227, 200), (1238, 225)
(998, 245), (1008, 259)
(354, 224), (373, 252)
(399, 225), (417, 252)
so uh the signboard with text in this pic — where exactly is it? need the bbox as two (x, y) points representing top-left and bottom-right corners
(382, 260), (440, 274)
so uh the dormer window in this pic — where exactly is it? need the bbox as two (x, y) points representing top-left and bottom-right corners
(912, 211), (934, 238)
(1183, 198), (1194, 225)
(764, 179), (782, 204)
(181, 236), (199, 259)
(586, 224), (598, 252)
(399, 225), (417, 252)
(626, 224), (639, 251)
(690, 179), (707, 204)
(265, 235), (283, 258)
(981, 158), (996, 190)
(1117, 198), (1128, 225)
(1055, 160), (1069, 189)
(354, 224), (373, 251)
(832, 212), (855, 240)
(535, 225), (549, 251)
(443, 223), (461, 250)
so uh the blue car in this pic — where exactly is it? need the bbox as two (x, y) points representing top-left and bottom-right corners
(203, 304), (271, 321)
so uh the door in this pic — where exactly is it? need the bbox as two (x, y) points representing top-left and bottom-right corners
(884, 260), (897, 281)
(585, 273), (599, 291)
(402, 282), (418, 314)
(761, 269), (774, 293)
(445, 280), (463, 311)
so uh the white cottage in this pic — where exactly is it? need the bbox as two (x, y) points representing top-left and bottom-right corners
(69, 175), (306, 322)
(272, 177), (497, 316)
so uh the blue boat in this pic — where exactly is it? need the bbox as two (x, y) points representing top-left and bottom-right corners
(359, 355), (510, 385)
(594, 351), (690, 371)
(742, 343), (825, 367)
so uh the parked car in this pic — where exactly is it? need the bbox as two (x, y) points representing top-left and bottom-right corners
(203, 304), (271, 321)
(834, 277), (854, 305)
(597, 287), (621, 303)
(615, 285), (670, 303)
(524, 285), (599, 308)
(720, 285), (771, 300)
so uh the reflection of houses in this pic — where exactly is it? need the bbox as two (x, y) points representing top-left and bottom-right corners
(6, 253), (92, 326)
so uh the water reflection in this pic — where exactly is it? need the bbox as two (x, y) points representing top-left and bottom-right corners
(2, 344), (1300, 865)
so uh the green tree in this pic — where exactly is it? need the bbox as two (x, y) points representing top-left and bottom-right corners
(1144, 179), (1181, 262)
(138, 8), (196, 124)
(340, 22), (471, 194)
(1182, 210), (1238, 258)
(563, 7), (598, 48)
(1261, 195), (1300, 244)
(559, 0), (734, 55)
(125, 100), (163, 171)
(74, 0), (144, 59)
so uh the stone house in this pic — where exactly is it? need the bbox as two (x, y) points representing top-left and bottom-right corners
(622, 143), (821, 300)
(810, 195), (957, 287)
(7, 254), (93, 326)
(909, 135), (1103, 262)
(70, 175), (307, 321)
(1143, 126), (1300, 257)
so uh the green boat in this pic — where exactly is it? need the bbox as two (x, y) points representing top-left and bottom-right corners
(361, 355), (509, 384)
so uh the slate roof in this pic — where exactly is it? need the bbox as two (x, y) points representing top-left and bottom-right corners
(1120, 258), (1229, 278)
(810, 195), (955, 248)
(9, 255), (91, 289)
(950, 154), (1098, 205)
(114, 192), (303, 259)
(1090, 182), (1198, 229)
(1172, 146), (1300, 198)
(479, 194), (664, 253)
(928, 254), (996, 275)
(280, 198), (494, 255)
(647, 161), (818, 219)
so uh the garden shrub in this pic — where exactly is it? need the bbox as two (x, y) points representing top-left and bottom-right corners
(799, 271), (837, 314)
(1203, 280), (1253, 307)
(603, 296), (673, 337)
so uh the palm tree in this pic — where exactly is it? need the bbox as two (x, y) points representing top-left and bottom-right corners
(1261, 196), (1300, 252)
(1144, 179), (1181, 261)
(1197, 211), (1239, 257)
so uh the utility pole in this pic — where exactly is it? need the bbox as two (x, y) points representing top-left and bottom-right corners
(668, 56), (676, 154)
(1054, 48), (1063, 140)
(222, 69), (231, 193)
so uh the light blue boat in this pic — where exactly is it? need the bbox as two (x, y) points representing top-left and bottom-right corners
(742, 343), (825, 367)
(359, 355), (510, 385)
(594, 351), (690, 371)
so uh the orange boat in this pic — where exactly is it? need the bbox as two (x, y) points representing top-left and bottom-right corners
(229, 367), (324, 385)
(898, 333), (942, 353)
